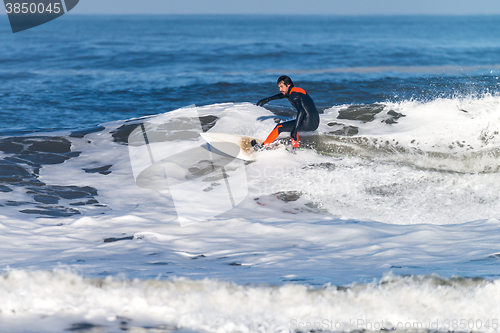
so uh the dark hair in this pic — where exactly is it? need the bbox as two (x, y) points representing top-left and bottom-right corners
(277, 75), (293, 86)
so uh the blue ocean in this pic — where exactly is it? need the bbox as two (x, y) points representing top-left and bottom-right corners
(2, 14), (500, 332)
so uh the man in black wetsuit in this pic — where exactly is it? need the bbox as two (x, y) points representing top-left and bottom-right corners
(254, 75), (319, 149)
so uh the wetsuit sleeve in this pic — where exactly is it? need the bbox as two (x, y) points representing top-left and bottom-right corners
(287, 93), (307, 140)
(290, 94), (307, 129)
(256, 93), (285, 106)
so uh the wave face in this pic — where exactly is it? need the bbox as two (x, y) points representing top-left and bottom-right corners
(2, 98), (500, 226)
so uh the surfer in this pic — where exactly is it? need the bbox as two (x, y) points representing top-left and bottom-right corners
(254, 75), (320, 149)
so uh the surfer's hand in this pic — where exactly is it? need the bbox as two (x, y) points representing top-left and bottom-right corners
(256, 98), (270, 107)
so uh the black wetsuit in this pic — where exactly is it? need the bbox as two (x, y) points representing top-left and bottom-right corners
(258, 86), (320, 141)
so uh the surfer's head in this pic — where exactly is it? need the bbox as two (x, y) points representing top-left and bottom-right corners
(277, 75), (293, 95)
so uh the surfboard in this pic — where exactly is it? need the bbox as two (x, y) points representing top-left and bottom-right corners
(200, 132), (263, 161)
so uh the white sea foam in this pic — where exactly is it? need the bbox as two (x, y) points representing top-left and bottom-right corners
(320, 94), (500, 172)
(2, 98), (500, 331)
(1, 269), (500, 333)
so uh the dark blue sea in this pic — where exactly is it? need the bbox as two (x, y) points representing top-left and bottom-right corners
(2, 14), (500, 333)
(1, 15), (500, 134)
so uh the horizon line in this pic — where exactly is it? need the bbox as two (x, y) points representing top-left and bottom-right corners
(4, 12), (500, 17)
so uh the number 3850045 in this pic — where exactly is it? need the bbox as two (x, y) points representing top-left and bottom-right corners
(5, 2), (62, 14)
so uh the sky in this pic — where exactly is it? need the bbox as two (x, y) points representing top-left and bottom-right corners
(70, 0), (500, 15)
(3, 0), (500, 16)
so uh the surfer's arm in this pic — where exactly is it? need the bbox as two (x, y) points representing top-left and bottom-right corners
(290, 96), (307, 140)
(256, 93), (285, 106)
(291, 111), (304, 140)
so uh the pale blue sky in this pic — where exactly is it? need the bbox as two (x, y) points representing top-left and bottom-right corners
(29, 0), (500, 15)
(2, 0), (500, 15)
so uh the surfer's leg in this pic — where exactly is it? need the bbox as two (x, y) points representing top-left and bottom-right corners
(253, 121), (298, 151)
(263, 121), (295, 146)
(263, 124), (283, 146)
(289, 118), (318, 148)
(278, 120), (300, 148)
(291, 132), (299, 148)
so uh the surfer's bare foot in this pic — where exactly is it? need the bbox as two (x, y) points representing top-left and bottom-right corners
(251, 139), (264, 151)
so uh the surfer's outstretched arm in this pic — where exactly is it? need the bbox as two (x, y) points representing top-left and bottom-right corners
(256, 93), (285, 106)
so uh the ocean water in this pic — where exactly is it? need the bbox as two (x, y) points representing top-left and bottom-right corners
(2, 14), (500, 332)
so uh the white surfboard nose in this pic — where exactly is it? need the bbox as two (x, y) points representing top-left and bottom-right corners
(200, 132), (262, 161)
